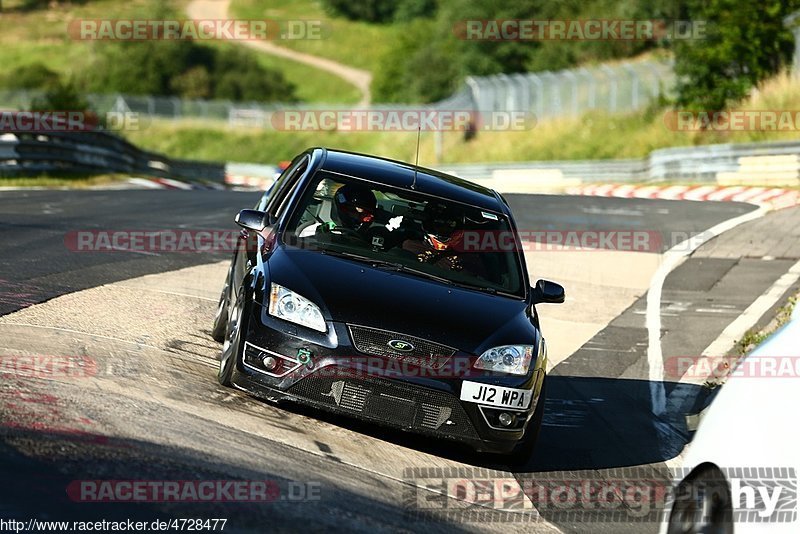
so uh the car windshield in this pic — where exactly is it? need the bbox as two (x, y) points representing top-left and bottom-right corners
(282, 172), (525, 297)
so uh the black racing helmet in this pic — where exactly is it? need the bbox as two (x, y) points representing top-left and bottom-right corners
(422, 201), (461, 246)
(334, 183), (377, 231)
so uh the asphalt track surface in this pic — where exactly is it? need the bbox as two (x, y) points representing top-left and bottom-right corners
(0, 190), (762, 533)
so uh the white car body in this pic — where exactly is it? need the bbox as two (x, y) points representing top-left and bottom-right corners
(663, 307), (800, 533)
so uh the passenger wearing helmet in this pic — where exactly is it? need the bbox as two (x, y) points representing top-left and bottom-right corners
(402, 201), (472, 272)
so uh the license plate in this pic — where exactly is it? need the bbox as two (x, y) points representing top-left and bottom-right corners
(460, 381), (532, 409)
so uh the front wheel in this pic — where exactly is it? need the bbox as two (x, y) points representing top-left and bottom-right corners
(218, 285), (247, 387)
(211, 267), (233, 343)
(507, 378), (547, 466)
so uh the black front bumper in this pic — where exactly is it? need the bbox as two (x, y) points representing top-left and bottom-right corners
(229, 305), (543, 454)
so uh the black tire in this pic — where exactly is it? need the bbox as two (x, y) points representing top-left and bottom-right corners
(211, 267), (232, 343)
(507, 378), (547, 466)
(218, 284), (247, 387)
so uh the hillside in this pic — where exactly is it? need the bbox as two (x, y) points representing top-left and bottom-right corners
(0, 0), (360, 104)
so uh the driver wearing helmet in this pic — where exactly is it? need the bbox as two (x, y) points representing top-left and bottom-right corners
(310, 183), (382, 245)
(333, 183), (377, 233)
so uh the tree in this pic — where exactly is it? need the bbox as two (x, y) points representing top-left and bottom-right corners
(30, 78), (90, 112)
(1, 63), (60, 89)
(322, 0), (435, 23)
(372, 19), (460, 103)
(212, 47), (297, 103)
(170, 66), (212, 100)
(674, 0), (800, 111)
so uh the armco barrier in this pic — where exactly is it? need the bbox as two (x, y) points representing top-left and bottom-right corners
(3, 128), (799, 191)
(435, 139), (800, 188)
(0, 130), (224, 183)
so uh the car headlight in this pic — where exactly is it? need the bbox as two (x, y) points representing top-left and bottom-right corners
(268, 283), (326, 332)
(474, 345), (535, 375)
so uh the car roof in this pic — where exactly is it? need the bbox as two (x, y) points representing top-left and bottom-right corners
(313, 148), (507, 213)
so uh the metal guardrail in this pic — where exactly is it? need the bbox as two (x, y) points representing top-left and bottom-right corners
(0, 130), (225, 182)
(2, 128), (797, 190)
(435, 139), (800, 187)
(217, 139), (800, 192)
(437, 159), (647, 182)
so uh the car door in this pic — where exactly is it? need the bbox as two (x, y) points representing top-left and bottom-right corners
(231, 154), (312, 294)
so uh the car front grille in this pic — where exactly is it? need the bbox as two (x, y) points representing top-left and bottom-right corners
(288, 374), (478, 439)
(348, 324), (456, 370)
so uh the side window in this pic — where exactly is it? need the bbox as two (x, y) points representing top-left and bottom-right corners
(270, 160), (309, 222)
(254, 155), (306, 212)
(266, 156), (309, 221)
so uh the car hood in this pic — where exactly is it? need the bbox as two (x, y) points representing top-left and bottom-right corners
(267, 246), (534, 353)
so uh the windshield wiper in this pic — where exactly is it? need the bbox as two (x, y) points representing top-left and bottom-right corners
(445, 280), (521, 298)
(321, 250), (454, 285)
(319, 249), (516, 295)
(385, 263), (454, 285)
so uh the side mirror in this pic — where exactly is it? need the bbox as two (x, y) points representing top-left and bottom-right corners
(235, 209), (268, 232)
(531, 279), (565, 304)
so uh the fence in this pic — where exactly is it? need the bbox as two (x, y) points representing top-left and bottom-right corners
(0, 58), (675, 127)
(462, 59), (675, 118)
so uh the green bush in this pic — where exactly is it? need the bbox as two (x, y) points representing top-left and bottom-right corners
(29, 78), (90, 112)
(85, 40), (297, 103)
(372, 20), (460, 103)
(0, 62), (60, 89)
(212, 46), (297, 103)
(169, 66), (212, 100)
(322, 0), (436, 23)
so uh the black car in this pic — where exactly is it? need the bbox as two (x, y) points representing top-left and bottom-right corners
(212, 147), (564, 459)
